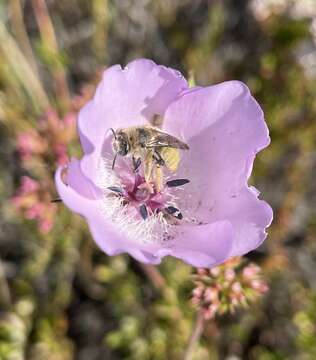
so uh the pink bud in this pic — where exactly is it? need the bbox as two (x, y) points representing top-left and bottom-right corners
(231, 282), (242, 294)
(243, 264), (261, 279)
(21, 176), (39, 193)
(54, 144), (69, 165)
(203, 308), (214, 320)
(231, 297), (240, 306)
(191, 297), (201, 306)
(250, 280), (269, 293)
(25, 203), (44, 219)
(11, 196), (22, 207)
(63, 112), (76, 126)
(197, 268), (208, 276)
(17, 133), (34, 156)
(210, 267), (220, 277)
(204, 287), (218, 302)
(224, 268), (236, 281)
(39, 218), (53, 234)
(192, 287), (204, 298)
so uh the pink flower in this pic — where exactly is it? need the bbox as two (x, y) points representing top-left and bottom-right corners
(225, 268), (236, 281)
(242, 263), (261, 279)
(20, 176), (40, 193)
(250, 279), (269, 293)
(25, 203), (44, 219)
(54, 143), (69, 165)
(204, 287), (219, 302)
(55, 59), (273, 267)
(39, 218), (53, 234)
(231, 281), (243, 294)
(17, 132), (46, 159)
(203, 303), (219, 320)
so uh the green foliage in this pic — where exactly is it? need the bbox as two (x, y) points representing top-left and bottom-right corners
(294, 293), (316, 357)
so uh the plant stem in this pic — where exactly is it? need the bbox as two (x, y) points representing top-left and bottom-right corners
(182, 310), (205, 360)
(31, 0), (70, 107)
(139, 263), (166, 291)
(9, 0), (39, 75)
(0, 22), (50, 112)
(0, 260), (11, 309)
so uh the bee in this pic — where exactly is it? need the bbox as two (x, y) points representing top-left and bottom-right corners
(110, 125), (189, 190)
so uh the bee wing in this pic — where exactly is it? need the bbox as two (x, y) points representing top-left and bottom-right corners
(145, 132), (189, 150)
(159, 147), (181, 172)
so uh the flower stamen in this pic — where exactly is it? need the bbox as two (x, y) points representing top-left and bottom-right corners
(139, 204), (148, 220)
(166, 178), (190, 187)
(107, 186), (124, 194)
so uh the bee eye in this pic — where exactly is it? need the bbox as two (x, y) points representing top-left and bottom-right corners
(117, 139), (129, 156)
(122, 141), (129, 155)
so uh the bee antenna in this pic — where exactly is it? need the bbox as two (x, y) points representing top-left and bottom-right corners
(112, 152), (118, 170)
(108, 128), (117, 140)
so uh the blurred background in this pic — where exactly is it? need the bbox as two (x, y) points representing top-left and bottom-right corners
(0, 0), (316, 359)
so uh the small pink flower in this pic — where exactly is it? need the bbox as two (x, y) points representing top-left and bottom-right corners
(17, 133), (45, 159)
(55, 59), (273, 266)
(63, 112), (76, 126)
(225, 268), (236, 281)
(243, 263), (261, 279)
(25, 203), (44, 219)
(11, 196), (22, 207)
(231, 282), (243, 294)
(191, 258), (268, 319)
(197, 268), (208, 276)
(54, 143), (69, 165)
(17, 134), (33, 156)
(20, 176), (40, 193)
(250, 279), (269, 293)
(210, 267), (221, 277)
(192, 286), (204, 298)
(39, 218), (53, 234)
(11, 174), (57, 234)
(204, 303), (219, 320)
(204, 287), (218, 302)
(231, 297), (239, 307)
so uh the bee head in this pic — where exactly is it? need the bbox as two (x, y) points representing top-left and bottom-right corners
(110, 129), (130, 170)
(112, 130), (129, 156)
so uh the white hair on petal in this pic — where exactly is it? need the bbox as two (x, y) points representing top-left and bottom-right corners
(96, 156), (121, 190)
(96, 157), (173, 244)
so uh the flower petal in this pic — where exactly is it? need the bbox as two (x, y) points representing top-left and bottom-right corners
(163, 220), (234, 268)
(163, 81), (272, 255)
(66, 158), (102, 199)
(55, 161), (130, 255)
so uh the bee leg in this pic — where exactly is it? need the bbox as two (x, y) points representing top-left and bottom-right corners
(153, 150), (165, 166)
(107, 186), (124, 194)
(154, 164), (163, 192)
(132, 156), (142, 172)
(144, 151), (154, 184)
